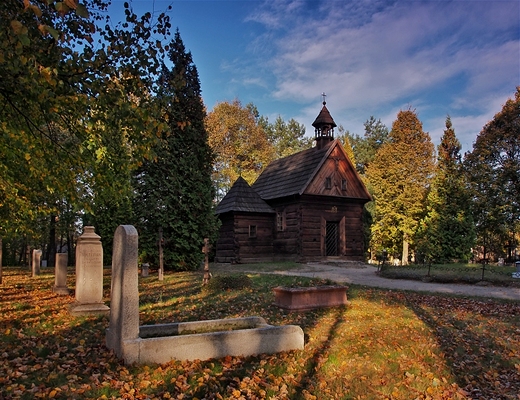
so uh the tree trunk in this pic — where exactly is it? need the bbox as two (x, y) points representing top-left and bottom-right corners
(158, 228), (164, 281)
(47, 215), (56, 268)
(402, 238), (409, 266)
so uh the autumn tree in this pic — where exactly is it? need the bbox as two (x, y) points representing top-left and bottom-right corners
(336, 127), (357, 168)
(1, 1), (173, 264)
(416, 116), (475, 263)
(206, 100), (274, 201)
(366, 109), (435, 264)
(132, 30), (217, 271)
(465, 87), (520, 261)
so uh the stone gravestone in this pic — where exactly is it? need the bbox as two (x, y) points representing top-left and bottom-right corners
(32, 249), (42, 277)
(70, 226), (109, 315)
(141, 263), (149, 277)
(106, 225), (140, 359)
(53, 253), (70, 295)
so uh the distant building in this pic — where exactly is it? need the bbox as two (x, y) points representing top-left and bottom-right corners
(214, 101), (372, 263)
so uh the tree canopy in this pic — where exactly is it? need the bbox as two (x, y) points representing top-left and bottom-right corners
(366, 109), (435, 264)
(1, 0), (177, 265)
(261, 115), (312, 159)
(416, 116), (475, 263)
(205, 100), (275, 201)
(132, 30), (217, 270)
(465, 87), (520, 259)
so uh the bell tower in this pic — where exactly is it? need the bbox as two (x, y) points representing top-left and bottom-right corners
(312, 93), (337, 150)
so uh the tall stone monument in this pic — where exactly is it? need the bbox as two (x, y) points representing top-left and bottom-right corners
(53, 253), (70, 295)
(32, 249), (42, 277)
(70, 226), (109, 315)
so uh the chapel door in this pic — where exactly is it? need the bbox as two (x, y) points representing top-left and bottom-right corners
(325, 221), (339, 256)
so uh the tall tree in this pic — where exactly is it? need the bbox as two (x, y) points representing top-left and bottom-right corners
(262, 115), (311, 159)
(340, 117), (389, 175)
(132, 30), (217, 271)
(366, 109), (435, 264)
(416, 116), (475, 263)
(465, 87), (520, 260)
(206, 100), (274, 201)
(336, 126), (357, 168)
(1, 1), (172, 261)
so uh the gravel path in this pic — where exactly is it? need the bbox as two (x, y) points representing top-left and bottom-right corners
(212, 262), (520, 301)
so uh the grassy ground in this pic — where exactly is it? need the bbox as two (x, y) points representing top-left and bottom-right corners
(1, 266), (519, 399)
(379, 263), (519, 286)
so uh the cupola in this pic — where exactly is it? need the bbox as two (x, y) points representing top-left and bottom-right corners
(312, 93), (337, 150)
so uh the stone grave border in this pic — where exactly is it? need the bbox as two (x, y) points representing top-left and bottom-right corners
(106, 225), (304, 365)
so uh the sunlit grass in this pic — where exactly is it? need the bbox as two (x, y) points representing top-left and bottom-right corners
(1, 266), (519, 399)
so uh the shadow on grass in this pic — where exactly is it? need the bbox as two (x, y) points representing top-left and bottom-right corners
(289, 306), (345, 399)
(405, 294), (520, 398)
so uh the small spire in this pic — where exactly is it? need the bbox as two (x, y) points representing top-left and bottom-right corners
(321, 92), (327, 105)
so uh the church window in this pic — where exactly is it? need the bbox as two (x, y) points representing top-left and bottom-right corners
(325, 177), (332, 189)
(277, 212), (285, 232)
(249, 225), (257, 238)
(341, 179), (348, 191)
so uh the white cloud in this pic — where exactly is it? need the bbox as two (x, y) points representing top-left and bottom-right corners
(242, 0), (518, 149)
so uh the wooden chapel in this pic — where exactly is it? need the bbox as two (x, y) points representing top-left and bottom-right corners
(214, 100), (372, 263)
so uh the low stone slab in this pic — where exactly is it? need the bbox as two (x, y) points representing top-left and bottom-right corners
(118, 317), (304, 364)
(69, 302), (110, 316)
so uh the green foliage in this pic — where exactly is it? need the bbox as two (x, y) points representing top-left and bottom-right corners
(416, 116), (475, 263)
(261, 115), (312, 159)
(366, 109), (435, 263)
(464, 87), (520, 258)
(341, 116), (390, 175)
(204, 274), (253, 291)
(132, 30), (218, 271)
(338, 117), (389, 258)
(1, 0), (172, 259)
(336, 126), (357, 168)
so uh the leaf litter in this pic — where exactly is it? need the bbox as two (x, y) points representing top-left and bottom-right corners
(1, 267), (519, 399)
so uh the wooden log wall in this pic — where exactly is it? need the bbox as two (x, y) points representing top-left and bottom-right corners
(298, 196), (366, 260)
(214, 214), (237, 263)
(233, 213), (273, 263)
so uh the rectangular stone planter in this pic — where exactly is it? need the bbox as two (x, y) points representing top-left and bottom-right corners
(273, 285), (348, 311)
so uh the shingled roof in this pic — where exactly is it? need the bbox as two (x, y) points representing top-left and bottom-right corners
(215, 176), (275, 214)
(252, 141), (334, 200)
(312, 102), (337, 129)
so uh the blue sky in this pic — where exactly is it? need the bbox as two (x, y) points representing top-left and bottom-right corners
(111, 0), (519, 153)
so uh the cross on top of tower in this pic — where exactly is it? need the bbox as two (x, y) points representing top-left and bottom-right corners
(321, 92), (327, 105)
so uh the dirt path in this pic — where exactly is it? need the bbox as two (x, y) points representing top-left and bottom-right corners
(212, 262), (520, 301)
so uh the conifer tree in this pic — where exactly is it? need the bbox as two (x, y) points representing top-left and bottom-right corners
(366, 109), (435, 264)
(465, 87), (520, 260)
(416, 117), (475, 262)
(133, 30), (217, 270)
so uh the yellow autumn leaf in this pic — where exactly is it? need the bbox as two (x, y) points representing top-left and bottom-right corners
(64, 0), (78, 10)
(10, 20), (27, 36)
